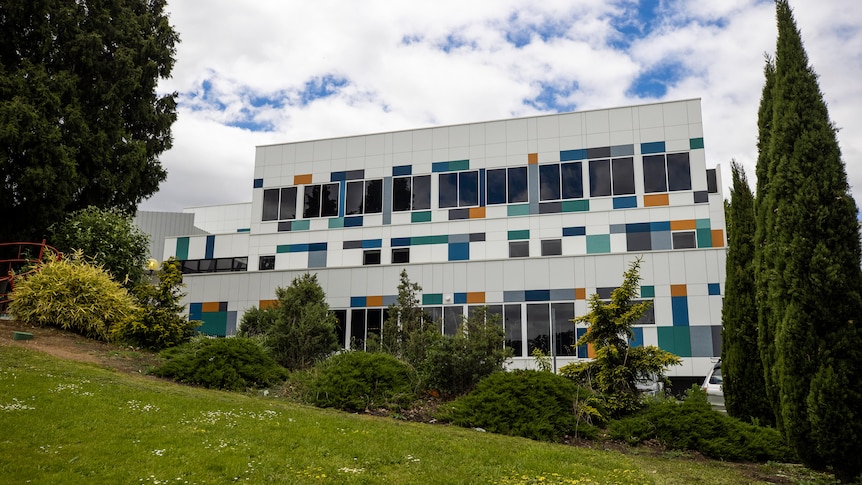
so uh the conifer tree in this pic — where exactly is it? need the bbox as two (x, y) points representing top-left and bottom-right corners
(722, 161), (772, 424)
(759, 1), (862, 479)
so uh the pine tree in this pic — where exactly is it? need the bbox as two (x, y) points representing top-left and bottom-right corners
(761, 1), (862, 479)
(722, 161), (772, 424)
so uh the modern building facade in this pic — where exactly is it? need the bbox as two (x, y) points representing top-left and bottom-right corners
(159, 98), (725, 379)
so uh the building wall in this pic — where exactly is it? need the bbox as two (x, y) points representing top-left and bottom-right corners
(163, 99), (726, 377)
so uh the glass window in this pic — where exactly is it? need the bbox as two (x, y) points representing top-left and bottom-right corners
(673, 231), (697, 249)
(302, 185), (321, 218)
(508, 167), (528, 203)
(589, 159), (611, 197)
(413, 175), (431, 210)
(666, 153), (691, 191)
(392, 248), (410, 264)
(333, 309), (347, 348)
(487, 169), (506, 205)
(539, 164), (561, 201)
(258, 255), (275, 271)
(643, 155), (667, 193)
(321, 183), (339, 217)
(363, 249), (381, 265)
(424, 307), (442, 331)
(635, 300), (655, 325)
(509, 241), (529, 258)
(367, 308), (382, 343)
(392, 177), (411, 212)
(541, 239), (562, 256)
(527, 303), (550, 354)
(279, 187), (297, 220)
(459, 171), (479, 207)
(504, 304), (523, 357)
(561, 162), (583, 199)
(350, 309), (366, 350)
(345, 181), (364, 215)
(552, 303), (576, 356)
(364, 179), (383, 213)
(439, 173), (458, 208)
(444, 306), (463, 336)
(707, 168), (718, 194)
(262, 189), (279, 221)
(612, 157), (635, 195)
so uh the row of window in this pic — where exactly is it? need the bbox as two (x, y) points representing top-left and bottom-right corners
(180, 257), (248, 274)
(262, 153), (695, 221)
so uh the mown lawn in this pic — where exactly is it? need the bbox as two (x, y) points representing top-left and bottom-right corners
(0, 346), (832, 484)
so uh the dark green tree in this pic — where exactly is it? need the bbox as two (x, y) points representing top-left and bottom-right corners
(721, 161), (772, 424)
(0, 0), (179, 242)
(758, 1), (862, 479)
(374, 269), (436, 369)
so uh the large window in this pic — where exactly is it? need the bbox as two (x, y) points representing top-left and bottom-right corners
(539, 162), (583, 201)
(180, 257), (248, 274)
(262, 187), (297, 221)
(504, 304), (523, 357)
(303, 183), (339, 218)
(439, 171), (479, 208)
(643, 152), (692, 193)
(392, 175), (431, 211)
(589, 157), (635, 197)
(487, 167), (528, 204)
(345, 179), (383, 215)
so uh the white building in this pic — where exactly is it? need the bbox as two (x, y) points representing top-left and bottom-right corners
(158, 99), (726, 380)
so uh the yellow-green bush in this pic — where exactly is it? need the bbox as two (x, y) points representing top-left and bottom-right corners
(9, 252), (139, 340)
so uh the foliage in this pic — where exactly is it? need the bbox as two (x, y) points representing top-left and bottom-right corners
(439, 370), (602, 442)
(373, 269), (437, 370)
(608, 386), (795, 463)
(152, 336), (287, 391)
(306, 352), (417, 412)
(267, 273), (340, 370)
(112, 257), (198, 351)
(421, 307), (512, 397)
(0, 0), (179, 242)
(8, 251), (138, 340)
(753, 2), (862, 479)
(532, 348), (552, 372)
(559, 258), (681, 417)
(721, 161), (772, 424)
(236, 305), (279, 338)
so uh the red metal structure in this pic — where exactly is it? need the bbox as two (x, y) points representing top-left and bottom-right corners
(0, 241), (62, 314)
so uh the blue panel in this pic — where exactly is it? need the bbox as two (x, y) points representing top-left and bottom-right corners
(503, 291), (525, 302)
(641, 141), (666, 154)
(650, 221), (671, 231)
(253, 178), (263, 188)
(613, 196), (638, 209)
(338, 180), (346, 217)
(188, 302), (202, 321)
(672, 296), (690, 326)
(626, 222), (652, 233)
(708, 283), (721, 296)
(479, 168), (486, 207)
(344, 216), (363, 227)
(237, 228), (250, 233)
(628, 327), (644, 348)
(560, 149), (587, 161)
(576, 328), (588, 357)
(563, 226), (586, 237)
(350, 296), (366, 307)
(291, 243), (309, 252)
(308, 242), (328, 251)
(361, 239), (382, 249)
(454, 293), (467, 304)
(432, 161), (450, 172)
(448, 242), (469, 261)
(392, 165), (412, 176)
(330, 171), (346, 182)
(391, 237), (411, 247)
(524, 290), (551, 302)
(205, 235), (215, 259)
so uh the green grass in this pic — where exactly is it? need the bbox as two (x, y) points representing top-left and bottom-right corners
(0, 347), (833, 484)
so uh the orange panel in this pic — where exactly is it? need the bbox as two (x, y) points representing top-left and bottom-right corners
(528, 153), (538, 165)
(644, 193), (669, 207)
(587, 342), (596, 359)
(259, 299), (279, 310)
(711, 229), (725, 248)
(201, 301), (221, 312)
(466, 292), (485, 304)
(670, 284), (687, 297)
(469, 207), (486, 219)
(670, 219), (697, 231)
(366, 295), (383, 307)
(575, 288), (586, 300)
(294, 174), (312, 185)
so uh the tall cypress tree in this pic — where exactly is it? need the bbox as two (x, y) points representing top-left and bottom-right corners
(763, 1), (862, 479)
(722, 161), (771, 424)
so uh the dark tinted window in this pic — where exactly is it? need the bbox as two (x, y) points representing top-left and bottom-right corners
(258, 255), (275, 271)
(413, 175), (431, 210)
(612, 157), (635, 195)
(541, 239), (562, 256)
(439, 173), (458, 208)
(561, 162), (583, 199)
(643, 155), (667, 193)
(345, 181), (364, 215)
(321, 183), (339, 217)
(392, 177), (411, 212)
(392, 248), (410, 264)
(589, 159), (612, 197)
(508, 167), (528, 203)
(552, 302), (577, 356)
(303, 185), (321, 218)
(350, 309), (366, 350)
(279, 187), (297, 220)
(487, 169), (506, 205)
(509, 241), (529, 258)
(262, 189), (279, 221)
(706, 168), (718, 193)
(673, 231), (697, 249)
(459, 171), (479, 207)
(527, 303), (550, 354)
(666, 152), (691, 191)
(539, 164), (560, 201)
(364, 179), (383, 213)
(363, 249), (381, 265)
(504, 304), (523, 357)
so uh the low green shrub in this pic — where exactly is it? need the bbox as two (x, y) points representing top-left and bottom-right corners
(439, 370), (602, 441)
(307, 352), (417, 412)
(608, 386), (795, 462)
(9, 252), (138, 340)
(152, 336), (287, 391)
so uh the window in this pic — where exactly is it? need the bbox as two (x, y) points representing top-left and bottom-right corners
(643, 152), (692, 193)
(439, 171), (479, 208)
(539, 163), (584, 201)
(392, 175), (431, 211)
(486, 167), (528, 205)
(363, 249), (381, 265)
(589, 158), (634, 197)
(262, 187), (297, 221)
(509, 241), (529, 258)
(345, 179), (383, 215)
(258, 255), (275, 271)
(303, 183), (339, 218)
(392, 248), (410, 264)
(504, 304), (523, 357)
(673, 231), (697, 249)
(706, 168), (718, 194)
(179, 257), (248, 274)
(541, 239), (562, 256)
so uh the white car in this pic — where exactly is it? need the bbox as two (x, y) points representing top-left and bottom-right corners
(701, 360), (725, 412)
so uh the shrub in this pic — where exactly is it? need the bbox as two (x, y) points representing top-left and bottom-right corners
(152, 337), (287, 391)
(9, 252), (138, 340)
(236, 305), (279, 338)
(306, 352), (417, 412)
(439, 370), (602, 441)
(607, 386), (795, 462)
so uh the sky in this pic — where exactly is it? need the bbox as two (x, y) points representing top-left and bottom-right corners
(139, 0), (862, 212)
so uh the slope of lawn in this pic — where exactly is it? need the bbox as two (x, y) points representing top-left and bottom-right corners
(0, 346), (828, 484)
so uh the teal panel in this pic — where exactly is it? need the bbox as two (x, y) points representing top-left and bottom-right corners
(276, 244), (291, 253)
(176, 237), (189, 260)
(657, 327), (676, 355)
(422, 294), (443, 305)
(696, 228), (713, 248)
(449, 160), (470, 171)
(197, 312), (227, 337)
(328, 218), (344, 228)
(508, 230), (530, 240)
(696, 218), (711, 229)
(291, 220), (310, 230)
(640, 285), (655, 298)
(690, 137), (704, 149)
(586, 234), (611, 254)
(561, 200), (589, 212)
(507, 204), (530, 216)
(411, 211), (432, 223)
(674, 327), (692, 357)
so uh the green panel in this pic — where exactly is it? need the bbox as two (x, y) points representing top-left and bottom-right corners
(197, 312), (227, 337)
(561, 200), (590, 212)
(586, 234), (611, 254)
(690, 137), (705, 149)
(696, 228), (713, 248)
(640, 285), (655, 298)
(449, 160), (470, 171)
(422, 294), (443, 305)
(432, 235), (449, 245)
(176, 237), (189, 260)
(674, 327), (692, 357)
(412, 235), (447, 246)
(508, 229), (530, 241)
(507, 204), (530, 216)
(276, 244), (291, 253)
(696, 218), (711, 229)
(411, 211), (432, 223)
(292, 220), (310, 230)
(328, 218), (344, 229)
(657, 327), (676, 355)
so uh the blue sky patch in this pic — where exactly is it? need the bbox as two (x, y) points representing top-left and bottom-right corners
(608, 0), (662, 49)
(525, 80), (578, 112)
(504, 13), (571, 48)
(627, 61), (687, 99)
(299, 75), (349, 106)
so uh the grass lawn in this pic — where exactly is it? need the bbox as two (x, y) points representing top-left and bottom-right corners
(0, 345), (835, 484)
